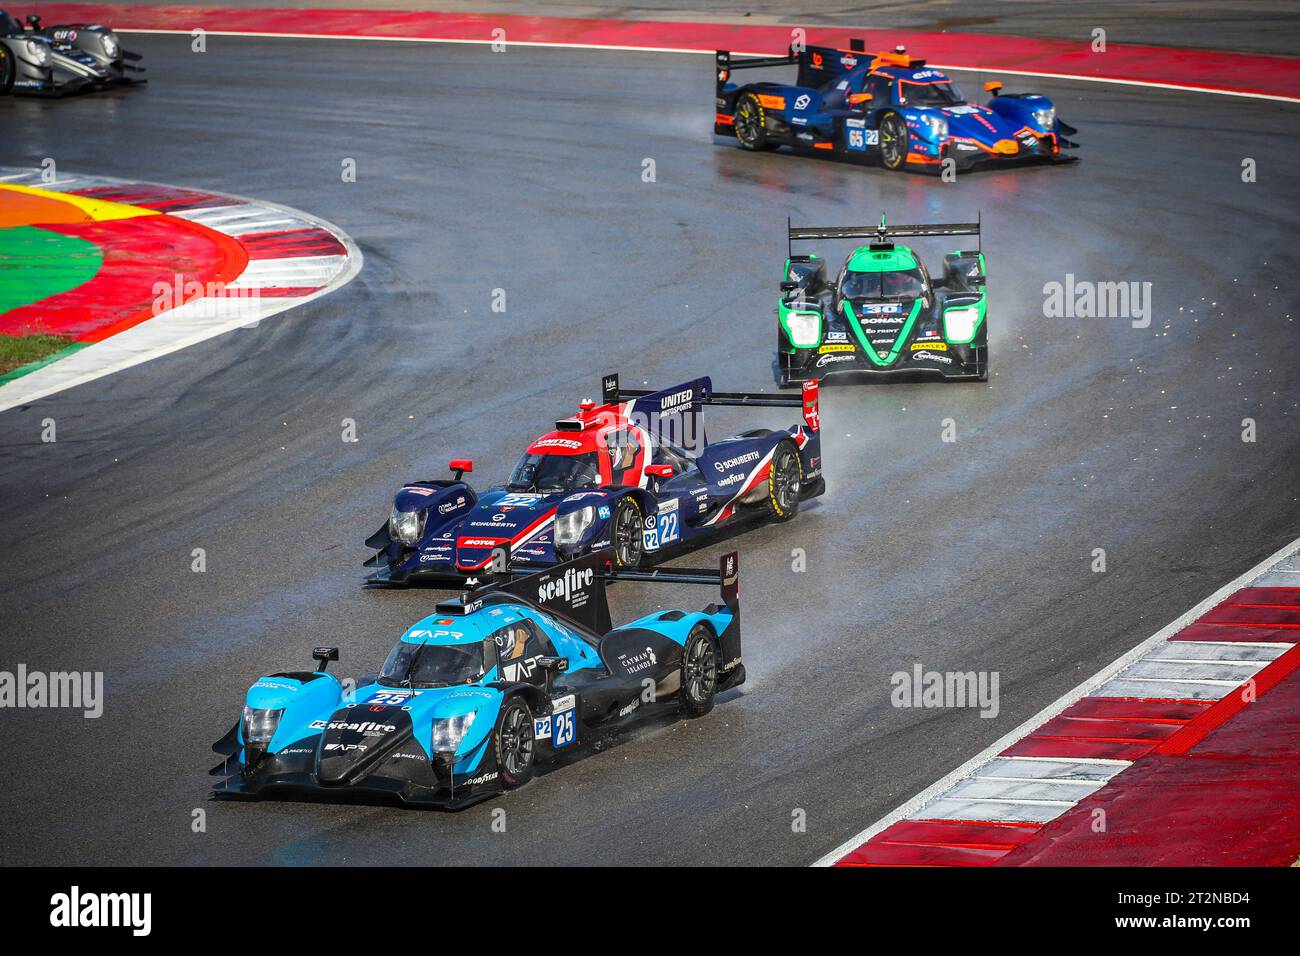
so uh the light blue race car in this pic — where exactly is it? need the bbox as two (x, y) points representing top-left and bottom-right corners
(212, 551), (742, 808)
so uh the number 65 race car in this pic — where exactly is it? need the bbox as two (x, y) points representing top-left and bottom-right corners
(715, 40), (1077, 172)
(364, 373), (823, 585)
(212, 551), (743, 808)
(778, 215), (988, 385)
(0, 10), (145, 95)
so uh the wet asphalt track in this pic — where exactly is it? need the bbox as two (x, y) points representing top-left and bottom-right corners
(0, 35), (1298, 866)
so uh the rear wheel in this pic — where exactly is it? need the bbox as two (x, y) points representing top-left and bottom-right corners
(879, 113), (909, 170)
(611, 497), (644, 568)
(493, 697), (535, 789)
(733, 92), (768, 151)
(765, 439), (802, 520)
(681, 625), (718, 717)
(0, 47), (15, 95)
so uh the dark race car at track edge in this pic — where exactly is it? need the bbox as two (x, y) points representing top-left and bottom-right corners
(777, 215), (989, 385)
(364, 373), (824, 585)
(0, 9), (145, 96)
(715, 39), (1078, 172)
(213, 551), (744, 809)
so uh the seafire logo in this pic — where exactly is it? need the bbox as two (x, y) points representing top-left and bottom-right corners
(310, 719), (396, 735)
(50, 886), (151, 936)
(537, 565), (594, 605)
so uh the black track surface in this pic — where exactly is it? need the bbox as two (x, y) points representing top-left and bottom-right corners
(0, 36), (1297, 865)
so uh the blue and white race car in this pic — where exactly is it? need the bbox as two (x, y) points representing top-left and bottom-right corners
(715, 40), (1078, 172)
(212, 552), (743, 808)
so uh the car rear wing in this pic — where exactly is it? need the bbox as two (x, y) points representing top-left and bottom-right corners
(715, 48), (797, 97)
(435, 549), (739, 637)
(602, 371), (820, 435)
(788, 213), (981, 256)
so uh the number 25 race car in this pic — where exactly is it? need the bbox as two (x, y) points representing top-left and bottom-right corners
(212, 551), (743, 808)
(0, 10), (145, 95)
(778, 215), (988, 384)
(364, 373), (824, 585)
(715, 40), (1077, 172)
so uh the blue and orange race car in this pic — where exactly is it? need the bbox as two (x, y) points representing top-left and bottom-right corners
(364, 374), (824, 585)
(714, 40), (1078, 172)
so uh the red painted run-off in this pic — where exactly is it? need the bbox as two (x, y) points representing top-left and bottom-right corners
(29, 4), (1300, 101)
(836, 587), (1300, 866)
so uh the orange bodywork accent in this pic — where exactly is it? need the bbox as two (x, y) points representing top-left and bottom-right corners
(869, 52), (915, 69)
(812, 142), (834, 150)
(757, 94), (785, 109)
(905, 152), (941, 165)
(993, 139), (1019, 155)
(715, 112), (734, 125)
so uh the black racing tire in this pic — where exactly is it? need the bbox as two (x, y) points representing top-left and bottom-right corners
(0, 46), (15, 95)
(878, 112), (910, 171)
(493, 696), (536, 789)
(733, 92), (768, 151)
(680, 624), (718, 717)
(765, 439), (802, 521)
(611, 497), (644, 569)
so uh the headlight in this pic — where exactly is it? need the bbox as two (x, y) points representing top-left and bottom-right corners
(431, 712), (476, 752)
(943, 306), (981, 342)
(25, 39), (49, 66)
(388, 507), (426, 546)
(783, 310), (821, 348)
(922, 114), (948, 140)
(241, 706), (283, 745)
(554, 505), (595, 547)
(103, 33), (120, 58)
(1031, 107), (1056, 130)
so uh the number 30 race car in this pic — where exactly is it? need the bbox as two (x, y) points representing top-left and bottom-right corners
(364, 373), (824, 585)
(715, 40), (1077, 172)
(212, 551), (743, 808)
(778, 215), (989, 385)
(0, 10), (145, 95)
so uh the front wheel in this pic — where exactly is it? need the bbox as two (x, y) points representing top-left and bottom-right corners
(765, 439), (802, 521)
(0, 47), (15, 95)
(878, 112), (909, 171)
(611, 497), (644, 568)
(493, 697), (536, 789)
(733, 92), (768, 151)
(681, 625), (718, 717)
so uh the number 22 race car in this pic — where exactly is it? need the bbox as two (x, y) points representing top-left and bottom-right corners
(212, 551), (743, 808)
(364, 373), (824, 585)
(778, 215), (988, 384)
(715, 40), (1077, 172)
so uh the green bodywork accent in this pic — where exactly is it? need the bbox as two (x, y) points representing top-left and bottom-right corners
(0, 226), (103, 315)
(843, 298), (922, 366)
(778, 300), (821, 351)
(847, 244), (917, 273)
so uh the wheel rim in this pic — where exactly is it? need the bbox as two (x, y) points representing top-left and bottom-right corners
(614, 503), (642, 566)
(881, 116), (906, 167)
(735, 98), (760, 146)
(500, 706), (534, 776)
(773, 448), (801, 511)
(684, 635), (717, 702)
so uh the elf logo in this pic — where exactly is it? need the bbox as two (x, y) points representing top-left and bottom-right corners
(50, 886), (151, 936)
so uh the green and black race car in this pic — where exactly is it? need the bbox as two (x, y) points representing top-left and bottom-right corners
(777, 216), (988, 385)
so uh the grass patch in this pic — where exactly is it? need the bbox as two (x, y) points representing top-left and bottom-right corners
(0, 332), (75, 376)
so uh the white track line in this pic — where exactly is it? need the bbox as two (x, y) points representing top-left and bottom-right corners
(811, 532), (1300, 866)
(112, 29), (1300, 105)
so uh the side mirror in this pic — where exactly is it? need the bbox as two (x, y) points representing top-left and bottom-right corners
(848, 92), (873, 106)
(449, 458), (473, 480)
(984, 81), (1003, 95)
(645, 464), (675, 479)
(536, 656), (569, 693)
(312, 646), (340, 673)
